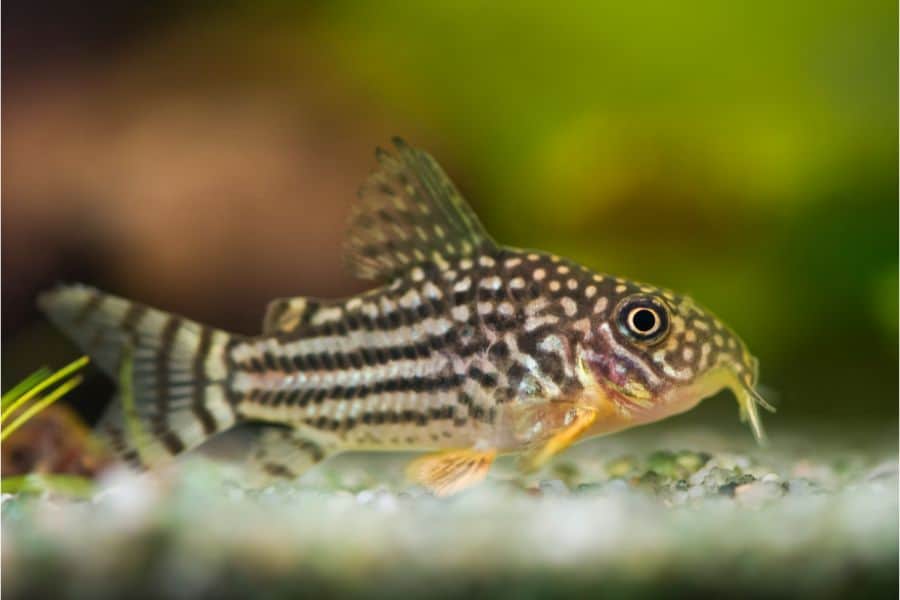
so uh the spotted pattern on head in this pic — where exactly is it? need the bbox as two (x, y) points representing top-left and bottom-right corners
(587, 279), (758, 395)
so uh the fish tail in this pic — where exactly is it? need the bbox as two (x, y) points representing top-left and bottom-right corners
(38, 284), (240, 468)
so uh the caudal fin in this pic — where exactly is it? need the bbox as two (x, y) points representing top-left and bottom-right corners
(38, 284), (240, 468)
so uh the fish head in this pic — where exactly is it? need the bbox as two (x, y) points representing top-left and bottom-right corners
(579, 282), (772, 442)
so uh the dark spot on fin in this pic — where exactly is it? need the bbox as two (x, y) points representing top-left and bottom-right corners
(343, 138), (498, 282)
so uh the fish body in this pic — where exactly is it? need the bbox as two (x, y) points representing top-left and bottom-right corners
(40, 138), (771, 494)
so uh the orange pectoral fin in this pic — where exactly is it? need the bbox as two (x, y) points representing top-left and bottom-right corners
(519, 405), (598, 473)
(406, 449), (497, 497)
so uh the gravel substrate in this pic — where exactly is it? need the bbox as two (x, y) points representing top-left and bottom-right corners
(3, 426), (897, 599)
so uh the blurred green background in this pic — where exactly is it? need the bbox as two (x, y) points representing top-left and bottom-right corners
(2, 1), (897, 431)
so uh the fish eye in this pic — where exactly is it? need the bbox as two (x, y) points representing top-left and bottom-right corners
(616, 296), (670, 343)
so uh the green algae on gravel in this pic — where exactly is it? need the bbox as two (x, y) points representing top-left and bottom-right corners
(2, 429), (897, 599)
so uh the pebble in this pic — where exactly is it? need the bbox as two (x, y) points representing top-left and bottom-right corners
(374, 492), (399, 512)
(356, 490), (377, 504)
(734, 481), (785, 507)
(864, 461), (898, 482)
(605, 456), (637, 478)
(786, 479), (824, 496)
(539, 479), (569, 495)
(717, 474), (756, 497)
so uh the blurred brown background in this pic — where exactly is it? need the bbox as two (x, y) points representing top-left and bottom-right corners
(3, 1), (897, 431)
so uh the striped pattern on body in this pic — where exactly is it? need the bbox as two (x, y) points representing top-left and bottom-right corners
(227, 249), (682, 450)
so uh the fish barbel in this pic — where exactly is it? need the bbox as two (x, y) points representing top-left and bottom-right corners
(39, 138), (772, 495)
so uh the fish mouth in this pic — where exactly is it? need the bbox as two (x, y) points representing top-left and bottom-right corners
(600, 381), (656, 417)
(574, 351), (658, 431)
(575, 348), (775, 440)
(664, 366), (776, 444)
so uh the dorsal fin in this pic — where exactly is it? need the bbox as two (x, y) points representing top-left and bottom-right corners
(262, 297), (320, 334)
(343, 137), (497, 281)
